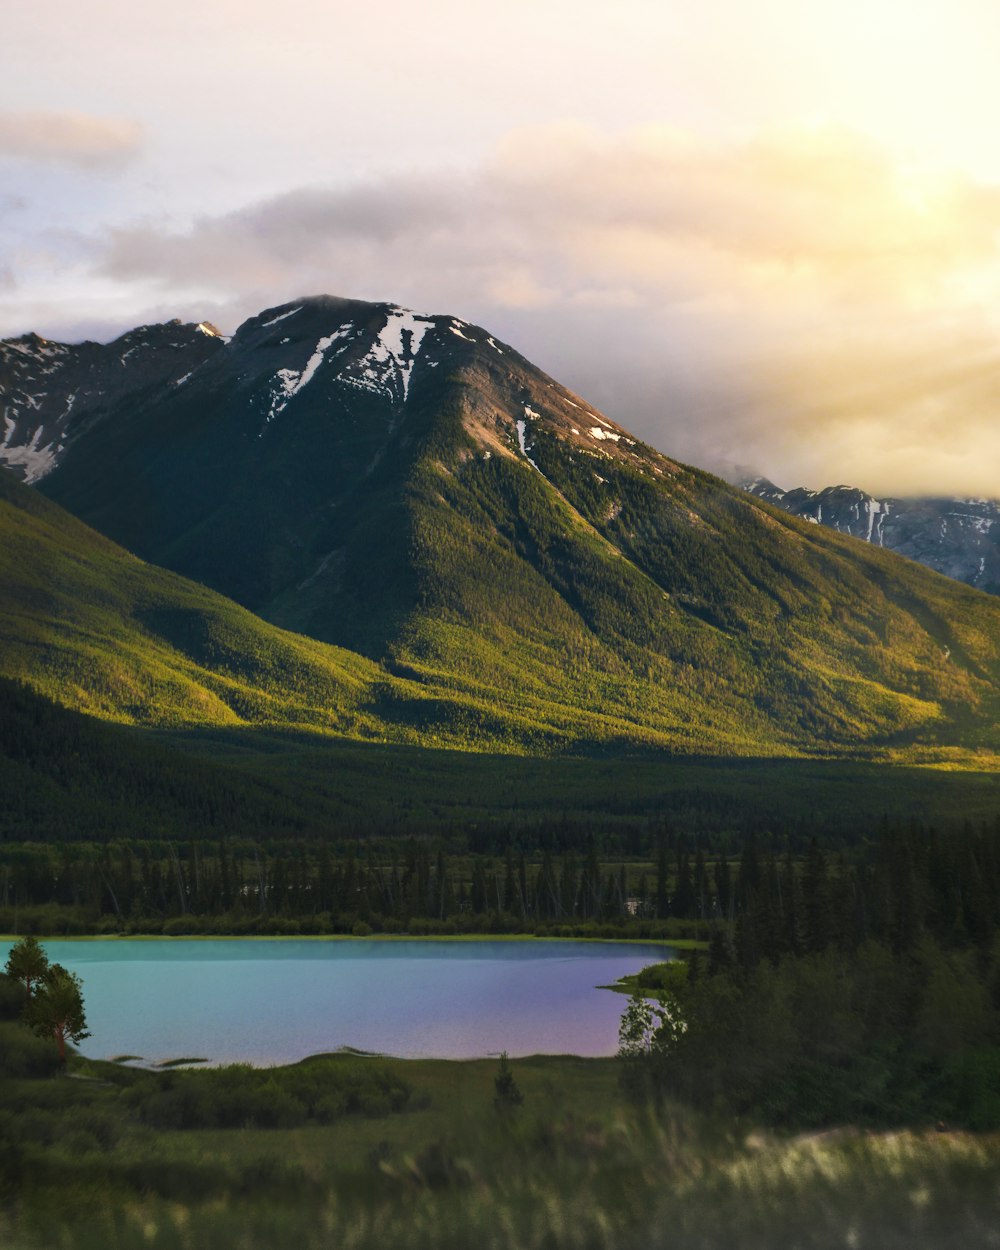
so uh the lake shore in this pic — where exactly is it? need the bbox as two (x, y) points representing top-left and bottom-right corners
(0, 930), (696, 945)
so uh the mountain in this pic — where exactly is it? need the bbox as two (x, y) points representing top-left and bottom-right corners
(2, 296), (1000, 761)
(0, 320), (224, 483)
(0, 464), (400, 734)
(742, 477), (1000, 595)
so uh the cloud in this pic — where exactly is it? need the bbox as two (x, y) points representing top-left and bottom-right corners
(0, 112), (142, 168)
(88, 122), (1000, 495)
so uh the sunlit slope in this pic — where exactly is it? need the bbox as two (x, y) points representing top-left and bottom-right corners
(0, 468), (391, 734)
(0, 468), (857, 755)
(382, 453), (1000, 756)
(22, 297), (1000, 757)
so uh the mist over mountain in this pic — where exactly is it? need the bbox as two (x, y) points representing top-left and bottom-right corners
(1, 294), (999, 761)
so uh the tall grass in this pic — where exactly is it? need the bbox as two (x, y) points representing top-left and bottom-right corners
(5, 1113), (999, 1250)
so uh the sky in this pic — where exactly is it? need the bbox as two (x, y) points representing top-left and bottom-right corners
(4, 0), (1000, 496)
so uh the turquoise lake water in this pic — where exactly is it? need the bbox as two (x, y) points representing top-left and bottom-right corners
(0, 938), (671, 1065)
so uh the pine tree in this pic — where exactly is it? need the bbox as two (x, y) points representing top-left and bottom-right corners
(4, 935), (49, 997)
(674, 852), (695, 919)
(24, 964), (90, 1065)
(655, 833), (669, 919)
(493, 1051), (524, 1112)
(802, 838), (832, 954)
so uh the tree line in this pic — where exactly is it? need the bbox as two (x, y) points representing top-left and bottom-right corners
(618, 820), (1000, 1128)
(3, 820), (1000, 944)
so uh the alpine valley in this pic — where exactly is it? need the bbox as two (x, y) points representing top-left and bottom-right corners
(1, 295), (999, 835)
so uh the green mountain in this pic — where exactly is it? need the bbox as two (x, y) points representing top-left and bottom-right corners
(2, 297), (1000, 762)
(0, 466), (395, 736)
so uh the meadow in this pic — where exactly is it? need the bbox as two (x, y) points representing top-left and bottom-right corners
(3, 1020), (1000, 1250)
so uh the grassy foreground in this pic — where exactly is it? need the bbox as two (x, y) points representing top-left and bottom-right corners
(3, 1025), (1000, 1250)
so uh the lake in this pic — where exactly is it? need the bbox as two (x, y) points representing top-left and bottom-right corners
(0, 937), (671, 1065)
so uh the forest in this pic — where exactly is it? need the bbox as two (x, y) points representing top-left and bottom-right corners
(4, 815), (1000, 1249)
(3, 818), (999, 944)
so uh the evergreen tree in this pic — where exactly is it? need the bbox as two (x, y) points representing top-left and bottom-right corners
(714, 857), (732, 920)
(674, 852), (695, 919)
(655, 834), (669, 920)
(802, 838), (832, 954)
(502, 848), (516, 915)
(493, 1051), (524, 1112)
(4, 935), (49, 997)
(24, 964), (90, 1065)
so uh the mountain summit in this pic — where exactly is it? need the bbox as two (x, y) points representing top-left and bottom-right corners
(3, 295), (1000, 757)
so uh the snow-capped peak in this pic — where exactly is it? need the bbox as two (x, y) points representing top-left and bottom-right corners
(335, 305), (435, 404)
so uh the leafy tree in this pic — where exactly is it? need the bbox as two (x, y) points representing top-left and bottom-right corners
(23, 963), (90, 1065)
(493, 1051), (524, 1112)
(619, 989), (688, 1059)
(4, 935), (49, 998)
(617, 991), (664, 1061)
(617, 988), (689, 1099)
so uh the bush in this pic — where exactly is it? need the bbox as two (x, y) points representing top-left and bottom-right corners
(123, 1059), (412, 1130)
(0, 973), (26, 1022)
(0, 1021), (61, 1078)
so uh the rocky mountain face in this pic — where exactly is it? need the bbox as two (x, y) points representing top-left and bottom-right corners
(14, 296), (684, 650)
(0, 321), (224, 484)
(1, 296), (999, 758)
(741, 478), (1000, 595)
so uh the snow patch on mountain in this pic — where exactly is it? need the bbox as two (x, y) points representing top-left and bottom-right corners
(862, 499), (879, 543)
(264, 324), (354, 426)
(338, 306), (434, 403)
(0, 425), (57, 484)
(261, 307), (302, 329)
(515, 416), (542, 473)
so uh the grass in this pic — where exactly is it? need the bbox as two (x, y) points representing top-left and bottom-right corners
(3, 1043), (1000, 1250)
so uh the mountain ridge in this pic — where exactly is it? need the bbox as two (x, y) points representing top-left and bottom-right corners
(1, 295), (999, 762)
(742, 475), (1000, 594)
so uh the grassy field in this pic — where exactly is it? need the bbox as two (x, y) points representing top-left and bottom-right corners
(3, 1035), (1000, 1250)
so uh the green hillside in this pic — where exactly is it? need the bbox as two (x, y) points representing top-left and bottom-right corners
(358, 395), (1000, 757)
(9, 297), (1000, 762)
(0, 468), (393, 736)
(25, 301), (1000, 760)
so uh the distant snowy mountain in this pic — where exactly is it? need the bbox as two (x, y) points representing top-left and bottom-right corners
(0, 321), (223, 483)
(742, 477), (1000, 595)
